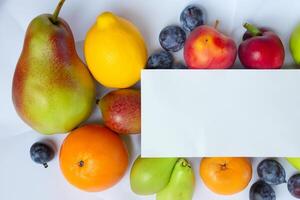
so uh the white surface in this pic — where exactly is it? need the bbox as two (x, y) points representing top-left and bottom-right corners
(142, 70), (300, 157)
(0, 0), (300, 199)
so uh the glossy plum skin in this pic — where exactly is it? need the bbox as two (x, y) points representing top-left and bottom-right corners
(288, 174), (300, 198)
(257, 159), (286, 185)
(30, 142), (54, 168)
(146, 50), (174, 69)
(184, 25), (237, 69)
(249, 180), (276, 200)
(172, 62), (187, 69)
(238, 28), (285, 69)
(159, 25), (186, 52)
(180, 5), (205, 32)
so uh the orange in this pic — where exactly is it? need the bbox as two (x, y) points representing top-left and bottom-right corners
(199, 157), (252, 195)
(59, 124), (128, 192)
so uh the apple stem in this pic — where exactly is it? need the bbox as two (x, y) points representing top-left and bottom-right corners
(51, 0), (66, 24)
(214, 20), (220, 29)
(244, 23), (262, 36)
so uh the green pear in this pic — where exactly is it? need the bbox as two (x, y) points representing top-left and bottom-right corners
(286, 158), (300, 171)
(12, 0), (95, 134)
(290, 23), (300, 65)
(156, 158), (195, 200)
(130, 156), (178, 195)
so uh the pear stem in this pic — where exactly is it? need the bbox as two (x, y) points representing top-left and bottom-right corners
(214, 20), (220, 29)
(52, 0), (66, 24)
(244, 23), (262, 36)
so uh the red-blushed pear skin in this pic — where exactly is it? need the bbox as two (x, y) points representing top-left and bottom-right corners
(184, 21), (237, 69)
(98, 89), (141, 134)
(12, 0), (95, 134)
(238, 23), (285, 69)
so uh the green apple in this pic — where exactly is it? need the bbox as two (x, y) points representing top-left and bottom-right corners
(290, 23), (300, 65)
(130, 156), (178, 195)
(286, 158), (300, 170)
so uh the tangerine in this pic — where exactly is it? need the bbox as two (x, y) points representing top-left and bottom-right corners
(59, 124), (128, 192)
(199, 157), (252, 195)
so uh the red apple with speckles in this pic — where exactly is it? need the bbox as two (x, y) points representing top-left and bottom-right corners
(238, 23), (285, 69)
(98, 89), (141, 134)
(184, 22), (237, 69)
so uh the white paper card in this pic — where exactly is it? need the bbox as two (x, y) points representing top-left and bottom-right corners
(142, 70), (300, 157)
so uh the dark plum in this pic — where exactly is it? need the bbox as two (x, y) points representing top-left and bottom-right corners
(257, 159), (286, 185)
(146, 50), (174, 69)
(30, 142), (54, 168)
(249, 180), (276, 200)
(159, 25), (186, 52)
(180, 5), (205, 32)
(172, 62), (187, 69)
(288, 174), (300, 198)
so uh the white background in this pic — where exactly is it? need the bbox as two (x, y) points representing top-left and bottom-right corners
(1, 0), (300, 199)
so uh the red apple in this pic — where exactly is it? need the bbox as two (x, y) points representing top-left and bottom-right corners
(184, 22), (237, 69)
(238, 23), (285, 69)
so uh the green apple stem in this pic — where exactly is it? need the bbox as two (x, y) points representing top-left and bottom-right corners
(51, 0), (66, 24)
(244, 23), (262, 36)
(214, 20), (220, 29)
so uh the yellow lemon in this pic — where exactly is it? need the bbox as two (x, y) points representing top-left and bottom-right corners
(84, 12), (148, 88)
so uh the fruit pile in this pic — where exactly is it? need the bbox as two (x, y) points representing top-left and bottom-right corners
(13, 0), (142, 193)
(10, 0), (300, 199)
(145, 5), (290, 70)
